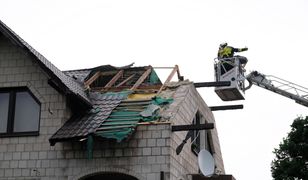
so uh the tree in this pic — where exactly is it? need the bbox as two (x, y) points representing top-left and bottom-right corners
(271, 116), (308, 180)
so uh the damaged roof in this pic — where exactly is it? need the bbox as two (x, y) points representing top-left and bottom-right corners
(50, 63), (178, 145)
(0, 20), (185, 145)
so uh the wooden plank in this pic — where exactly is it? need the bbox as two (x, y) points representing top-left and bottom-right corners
(131, 67), (152, 90)
(84, 71), (101, 87)
(171, 123), (214, 132)
(104, 70), (124, 88)
(176, 66), (184, 81)
(209, 105), (243, 111)
(116, 74), (136, 87)
(158, 65), (179, 94)
(194, 81), (231, 88)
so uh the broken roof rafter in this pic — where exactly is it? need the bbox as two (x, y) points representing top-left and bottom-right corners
(131, 67), (152, 90)
(84, 71), (101, 88)
(158, 65), (180, 94)
(104, 70), (124, 88)
(116, 74), (136, 87)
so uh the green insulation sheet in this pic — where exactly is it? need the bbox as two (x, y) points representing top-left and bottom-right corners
(95, 96), (173, 142)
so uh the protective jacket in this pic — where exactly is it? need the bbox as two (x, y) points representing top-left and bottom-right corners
(218, 46), (248, 59)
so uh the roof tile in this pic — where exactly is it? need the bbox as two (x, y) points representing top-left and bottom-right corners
(49, 92), (130, 143)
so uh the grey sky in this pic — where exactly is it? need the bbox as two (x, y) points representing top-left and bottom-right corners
(1, 0), (308, 179)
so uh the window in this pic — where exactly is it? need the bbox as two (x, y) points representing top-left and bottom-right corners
(191, 111), (201, 155)
(0, 87), (40, 137)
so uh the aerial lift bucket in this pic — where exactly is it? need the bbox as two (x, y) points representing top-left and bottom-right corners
(214, 57), (246, 101)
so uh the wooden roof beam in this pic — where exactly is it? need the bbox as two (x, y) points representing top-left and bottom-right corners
(131, 67), (152, 90)
(157, 65), (179, 94)
(104, 70), (124, 88)
(116, 74), (136, 87)
(84, 71), (101, 88)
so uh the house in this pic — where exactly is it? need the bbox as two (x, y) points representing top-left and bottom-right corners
(0, 20), (234, 180)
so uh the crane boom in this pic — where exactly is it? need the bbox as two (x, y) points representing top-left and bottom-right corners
(245, 71), (308, 107)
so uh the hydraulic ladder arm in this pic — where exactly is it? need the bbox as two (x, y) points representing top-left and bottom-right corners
(245, 71), (308, 107)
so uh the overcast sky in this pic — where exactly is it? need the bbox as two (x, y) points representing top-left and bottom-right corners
(1, 0), (308, 179)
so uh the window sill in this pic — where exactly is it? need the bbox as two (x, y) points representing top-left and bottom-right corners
(0, 132), (39, 138)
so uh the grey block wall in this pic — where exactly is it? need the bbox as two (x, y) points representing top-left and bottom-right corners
(167, 84), (225, 180)
(0, 33), (225, 180)
(0, 31), (70, 180)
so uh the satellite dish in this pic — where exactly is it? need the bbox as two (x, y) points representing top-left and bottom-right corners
(198, 149), (215, 177)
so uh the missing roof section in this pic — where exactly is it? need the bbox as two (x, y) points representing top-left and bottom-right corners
(84, 65), (163, 92)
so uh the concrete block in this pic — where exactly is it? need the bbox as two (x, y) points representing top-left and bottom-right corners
(124, 149), (133, 156)
(157, 139), (166, 147)
(147, 156), (156, 164)
(152, 131), (162, 138)
(0, 169), (4, 177)
(27, 160), (36, 168)
(39, 151), (48, 159)
(0, 145), (7, 152)
(13, 168), (22, 177)
(157, 156), (166, 164)
(143, 148), (152, 156)
(24, 144), (33, 151)
(143, 131), (152, 138)
(57, 151), (64, 159)
(18, 160), (27, 168)
(142, 164), (151, 173)
(15, 144), (24, 152)
(4, 152), (12, 160)
(21, 152), (30, 160)
(151, 164), (161, 172)
(147, 139), (156, 147)
(4, 168), (13, 177)
(162, 147), (170, 155)
(7, 144), (15, 152)
(47, 151), (57, 159)
(0, 161), (9, 169)
(50, 160), (59, 168)
(115, 149), (123, 157)
(12, 152), (21, 160)
(22, 168), (30, 176)
(138, 139), (147, 147)
(30, 152), (39, 159)
(147, 173), (157, 180)
(152, 147), (161, 156)
(42, 160), (50, 168)
(46, 168), (55, 176)
(9, 160), (18, 168)
(162, 130), (171, 138)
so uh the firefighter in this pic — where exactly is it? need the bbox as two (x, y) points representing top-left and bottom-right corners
(217, 42), (248, 74)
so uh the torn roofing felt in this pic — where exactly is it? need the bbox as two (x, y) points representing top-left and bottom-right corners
(49, 91), (132, 145)
(0, 20), (91, 106)
(95, 96), (169, 142)
(49, 91), (173, 145)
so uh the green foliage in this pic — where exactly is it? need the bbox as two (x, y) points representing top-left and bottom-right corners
(271, 116), (308, 180)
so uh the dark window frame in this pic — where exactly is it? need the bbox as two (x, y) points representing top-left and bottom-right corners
(0, 87), (41, 137)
